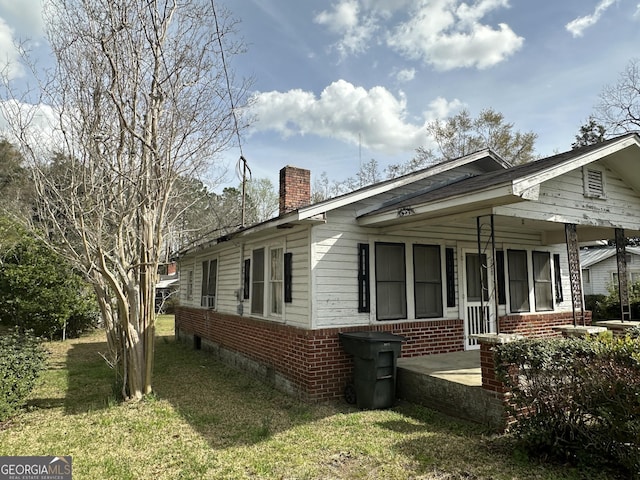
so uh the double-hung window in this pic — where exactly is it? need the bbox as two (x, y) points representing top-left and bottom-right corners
(201, 259), (217, 308)
(508, 250), (529, 312)
(269, 247), (284, 315)
(533, 251), (553, 311)
(251, 248), (265, 315)
(251, 246), (286, 317)
(375, 242), (406, 320)
(413, 244), (443, 318)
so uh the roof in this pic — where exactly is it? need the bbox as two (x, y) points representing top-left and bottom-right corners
(360, 133), (640, 219)
(177, 148), (509, 257)
(580, 246), (640, 268)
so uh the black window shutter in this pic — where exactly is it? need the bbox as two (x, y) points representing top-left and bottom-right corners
(553, 254), (563, 302)
(284, 252), (293, 303)
(445, 248), (456, 308)
(358, 243), (370, 312)
(243, 259), (250, 300)
(496, 250), (506, 305)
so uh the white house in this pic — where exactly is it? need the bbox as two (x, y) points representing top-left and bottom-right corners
(581, 246), (640, 296)
(175, 133), (640, 402)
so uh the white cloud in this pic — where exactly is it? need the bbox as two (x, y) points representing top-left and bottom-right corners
(0, 18), (23, 79)
(566, 0), (617, 38)
(314, 0), (378, 58)
(0, 0), (45, 80)
(315, 0), (522, 69)
(386, 0), (523, 70)
(250, 80), (462, 153)
(0, 99), (62, 158)
(395, 68), (415, 82)
(0, 0), (44, 37)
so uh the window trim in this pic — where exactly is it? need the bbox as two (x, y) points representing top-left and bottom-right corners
(251, 248), (265, 315)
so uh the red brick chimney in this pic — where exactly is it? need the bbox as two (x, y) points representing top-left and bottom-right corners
(279, 166), (311, 215)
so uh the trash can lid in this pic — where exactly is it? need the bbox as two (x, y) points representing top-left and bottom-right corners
(339, 331), (407, 342)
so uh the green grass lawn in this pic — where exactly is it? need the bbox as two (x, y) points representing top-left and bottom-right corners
(0, 315), (620, 479)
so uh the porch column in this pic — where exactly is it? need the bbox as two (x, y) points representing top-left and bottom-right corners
(615, 228), (631, 322)
(565, 223), (585, 326)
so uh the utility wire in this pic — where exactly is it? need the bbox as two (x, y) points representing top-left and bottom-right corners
(211, 0), (244, 157)
(211, 0), (250, 226)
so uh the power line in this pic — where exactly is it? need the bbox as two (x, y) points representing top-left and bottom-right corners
(210, 0), (250, 226)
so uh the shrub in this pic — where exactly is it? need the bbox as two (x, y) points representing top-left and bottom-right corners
(0, 217), (99, 339)
(495, 334), (640, 475)
(0, 328), (48, 422)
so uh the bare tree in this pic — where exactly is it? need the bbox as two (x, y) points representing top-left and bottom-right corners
(595, 58), (640, 135)
(416, 108), (537, 165)
(1, 0), (249, 400)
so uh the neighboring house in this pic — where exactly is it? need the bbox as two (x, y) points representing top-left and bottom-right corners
(581, 246), (640, 296)
(175, 134), (640, 402)
(155, 263), (179, 313)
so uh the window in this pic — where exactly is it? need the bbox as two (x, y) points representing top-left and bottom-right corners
(375, 242), (406, 320)
(269, 248), (283, 315)
(413, 244), (443, 318)
(582, 268), (591, 284)
(583, 167), (605, 198)
(508, 250), (530, 312)
(200, 259), (217, 308)
(553, 254), (563, 302)
(357, 243), (370, 313)
(445, 248), (456, 308)
(186, 270), (194, 300)
(251, 248), (264, 315)
(533, 251), (553, 311)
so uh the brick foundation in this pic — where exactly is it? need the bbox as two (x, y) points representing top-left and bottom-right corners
(175, 307), (464, 402)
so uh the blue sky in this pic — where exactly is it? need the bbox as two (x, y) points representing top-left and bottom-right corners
(1, 0), (640, 190)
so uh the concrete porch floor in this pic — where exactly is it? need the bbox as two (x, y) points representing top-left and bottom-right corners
(397, 350), (481, 386)
(396, 350), (504, 429)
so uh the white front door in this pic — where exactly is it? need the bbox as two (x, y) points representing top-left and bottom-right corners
(463, 250), (496, 349)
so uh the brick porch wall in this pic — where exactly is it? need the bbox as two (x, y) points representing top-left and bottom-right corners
(499, 311), (592, 338)
(175, 306), (464, 402)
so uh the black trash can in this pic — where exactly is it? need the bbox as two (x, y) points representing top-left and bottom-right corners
(339, 331), (406, 409)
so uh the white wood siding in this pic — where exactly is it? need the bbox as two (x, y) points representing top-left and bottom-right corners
(496, 163), (640, 230)
(179, 226), (312, 327)
(311, 200), (571, 329)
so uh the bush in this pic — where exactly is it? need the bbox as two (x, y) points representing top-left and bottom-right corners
(0, 217), (99, 339)
(0, 328), (48, 422)
(495, 334), (640, 476)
